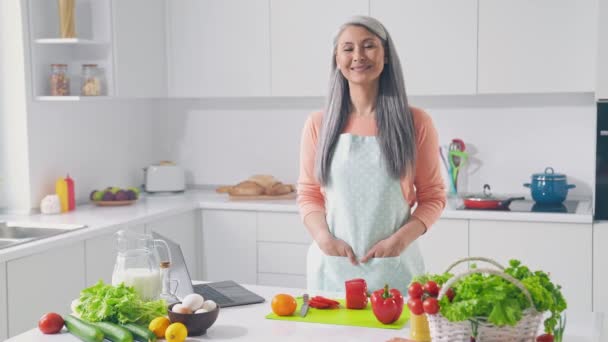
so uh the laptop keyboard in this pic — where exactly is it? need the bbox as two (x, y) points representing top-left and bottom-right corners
(192, 284), (235, 307)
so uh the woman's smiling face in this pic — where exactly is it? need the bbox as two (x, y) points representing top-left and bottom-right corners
(335, 25), (386, 86)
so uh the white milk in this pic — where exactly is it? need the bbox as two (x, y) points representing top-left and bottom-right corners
(112, 268), (161, 301)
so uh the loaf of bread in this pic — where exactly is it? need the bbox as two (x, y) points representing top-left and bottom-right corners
(248, 174), (279, 189)
(265, 183), (293, 196)
(228, 181), (265, 196)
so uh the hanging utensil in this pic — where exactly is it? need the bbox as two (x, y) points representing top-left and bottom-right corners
(448, 139), (467, 192)
(463, 184), (525, 210)
(439, 146), (456, 194)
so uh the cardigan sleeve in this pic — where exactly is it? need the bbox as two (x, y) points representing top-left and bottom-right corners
(409, 108), (447, 229)
(297, 112), (326, 221)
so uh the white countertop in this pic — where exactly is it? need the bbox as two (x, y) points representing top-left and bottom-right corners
(0, 189), (593, 262)
(8, 284), (605, 342)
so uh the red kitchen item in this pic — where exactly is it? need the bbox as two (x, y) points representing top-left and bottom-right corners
(345, 278), (368, 309)
(463, 184), (524, 210)
(66, 174), (75, 211)
(370, 284), (404, 324)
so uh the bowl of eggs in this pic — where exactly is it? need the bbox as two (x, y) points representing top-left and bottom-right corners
(168, 293), (219, 336)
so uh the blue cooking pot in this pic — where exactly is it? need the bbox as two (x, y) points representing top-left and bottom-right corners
(523, 167), (576, 204)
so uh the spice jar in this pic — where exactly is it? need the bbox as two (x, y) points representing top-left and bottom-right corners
(80, 64), (103, 96)
(50, 64), (70, 96)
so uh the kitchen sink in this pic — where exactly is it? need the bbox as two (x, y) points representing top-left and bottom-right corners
(0, 222), (87, 250)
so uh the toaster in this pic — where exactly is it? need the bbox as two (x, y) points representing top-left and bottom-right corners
(144, 164), (186, 192)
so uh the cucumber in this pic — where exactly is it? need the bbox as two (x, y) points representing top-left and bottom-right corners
(121, 323), (157, 342)
(63, 315), (104, 342)
(92, 322), (133, 342)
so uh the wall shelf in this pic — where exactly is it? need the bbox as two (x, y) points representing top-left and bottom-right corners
(34, 38), (108, 45)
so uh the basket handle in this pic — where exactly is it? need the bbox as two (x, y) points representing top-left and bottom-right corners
(443, 256), (505, 274)
(437, 268), (538, 312)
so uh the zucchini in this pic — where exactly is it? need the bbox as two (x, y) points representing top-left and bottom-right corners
(121, 323), (157, 342)
(63, 315), (104, 342)
(92, 322), (133, 342)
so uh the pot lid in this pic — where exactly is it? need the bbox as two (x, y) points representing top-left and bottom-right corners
(464, 184), (511, 201)
(532, 167), (567, 181)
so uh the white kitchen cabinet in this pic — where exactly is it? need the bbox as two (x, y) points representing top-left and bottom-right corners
(7, 242), (85, 337)
(112, 0), (167, 97)
(146, 211), (200, 280)
(27, 0), (116, 99)
(371, 0), (477, 95)
(593, 222), (608, 313)
(478, 0), (597, 93)
(201, 209), (257, 284)
(470, 220), (592, 312)
(597, 0), (608, 99)
(417, 218), (469, 274)
(0, 262), (7, 340)
(85, 224), (145, 286)
(256, 212), (311, 288)
(168, 0), (271, 97)
(270, 0), (368, 96)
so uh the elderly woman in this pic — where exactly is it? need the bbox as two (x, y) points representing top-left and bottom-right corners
(297, 16), (446, 294)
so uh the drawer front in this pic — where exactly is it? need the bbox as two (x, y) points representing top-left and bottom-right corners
(258, 273), (307, 289)
(257, 212), (312, 244)
(258, 242), (308, 275)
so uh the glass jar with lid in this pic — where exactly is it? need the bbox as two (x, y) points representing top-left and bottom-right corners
(80, 64), (103, 96)
(50, 64), (70, 96)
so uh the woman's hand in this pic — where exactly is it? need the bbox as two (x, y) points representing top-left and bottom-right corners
(317, 234), (358, 265)
(360, 217), (427, 263)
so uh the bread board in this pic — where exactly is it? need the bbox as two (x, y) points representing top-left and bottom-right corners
(228, 192), (297, 201)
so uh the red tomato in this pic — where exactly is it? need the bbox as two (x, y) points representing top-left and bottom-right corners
(38, 312), (64, 334)
(424, 280), (439, 297)
(536, 334), (554, 342)
(408, 282), (424, 299)
(423, 297), (439, 314)
(407, 298), (424, 315)
(445, 288), (455, 302)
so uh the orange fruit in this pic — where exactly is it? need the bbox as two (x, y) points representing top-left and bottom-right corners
(271, 294), (297, 316)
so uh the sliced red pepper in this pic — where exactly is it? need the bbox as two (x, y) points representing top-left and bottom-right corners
(345, 278), (368, 309)
(312, 296), (340, 306)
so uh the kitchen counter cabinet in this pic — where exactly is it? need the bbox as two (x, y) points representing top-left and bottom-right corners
(146, 211), (200, 279)
(0, 261), (6, 341)
(593, 222), (608, 313)
(478, 0), (597, 93)
(371, 0), (477, 96)
(84, 224), (145, 286)
(417, 218), (469, 274)
(201, 209), (257, 284)
(168, 0), (270, 97)
(269, 0), (368, 96)
(257, 212), (311, 288)
(470, 220), (592, 312)
(7, 242), (85, 337)
(112, 0), (167, 97)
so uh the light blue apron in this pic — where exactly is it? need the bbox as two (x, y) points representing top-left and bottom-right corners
(307, 133), (424, 294)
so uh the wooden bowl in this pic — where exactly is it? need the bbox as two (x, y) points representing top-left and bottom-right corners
(168, 302), (220, 336)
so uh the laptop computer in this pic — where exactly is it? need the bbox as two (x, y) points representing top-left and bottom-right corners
(152, 232), (265, 308)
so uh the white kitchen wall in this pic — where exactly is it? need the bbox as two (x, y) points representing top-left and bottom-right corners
(165, 94), (595, 199)
(27, 100), (169, 209)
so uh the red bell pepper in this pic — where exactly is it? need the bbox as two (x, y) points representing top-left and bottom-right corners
(345, 278), (368, 309)
(370, 284), (404, 324)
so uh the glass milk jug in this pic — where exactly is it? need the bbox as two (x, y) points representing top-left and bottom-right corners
(111, 230), (171, 301)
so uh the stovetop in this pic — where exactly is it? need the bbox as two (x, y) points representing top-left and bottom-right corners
(457, 200), (579, 214)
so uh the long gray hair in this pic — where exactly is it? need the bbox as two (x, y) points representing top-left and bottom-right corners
(316, 16), (416, 185)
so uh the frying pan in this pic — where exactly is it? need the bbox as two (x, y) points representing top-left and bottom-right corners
(463, 184), (525, 210)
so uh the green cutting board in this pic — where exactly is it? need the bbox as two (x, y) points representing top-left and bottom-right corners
(265, 297), (410, 330)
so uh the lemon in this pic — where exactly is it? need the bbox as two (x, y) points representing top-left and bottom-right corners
(165, 322), (188, 342)
(149, 316), (171, 338)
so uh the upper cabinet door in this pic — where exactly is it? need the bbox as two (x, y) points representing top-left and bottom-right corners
(371, 0), (478, 96)
(113, 0), (167, 98)
(478, 0), (597, 94)
(168, 0), (271, 97)
(597, 0), (608, 99)
(270, 0), (368, 97)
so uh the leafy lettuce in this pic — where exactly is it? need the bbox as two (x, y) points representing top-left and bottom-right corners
(74, 281), (167, 325)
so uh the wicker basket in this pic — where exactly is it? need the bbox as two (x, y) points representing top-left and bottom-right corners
(427, 257), (543, 342)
